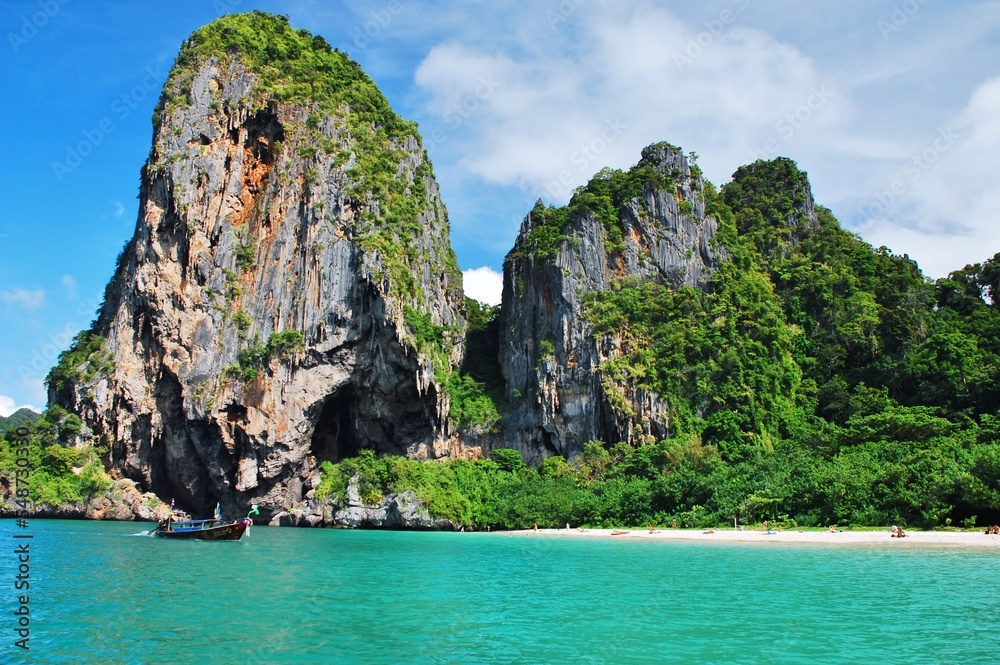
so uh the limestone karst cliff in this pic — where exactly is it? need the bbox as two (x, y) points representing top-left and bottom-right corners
(45, 14), (814, 524)
(498, 143), (727, 461)
(48, 13), (467, 520)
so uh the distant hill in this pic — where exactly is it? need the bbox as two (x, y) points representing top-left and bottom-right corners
(0, 408), (40, 435)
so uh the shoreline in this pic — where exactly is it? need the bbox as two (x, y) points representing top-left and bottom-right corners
(494, 527), (1000, 549)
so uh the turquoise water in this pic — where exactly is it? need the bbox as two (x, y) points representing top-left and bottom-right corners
(0, 521), (997, 664)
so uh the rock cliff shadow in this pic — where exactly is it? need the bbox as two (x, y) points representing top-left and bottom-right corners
(310, 388), (360, 463)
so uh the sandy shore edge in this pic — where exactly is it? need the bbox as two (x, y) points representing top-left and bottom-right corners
(491, 527), (1000, 549)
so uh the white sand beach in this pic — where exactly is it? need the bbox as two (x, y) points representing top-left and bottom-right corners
(506, 527), (1000, 549)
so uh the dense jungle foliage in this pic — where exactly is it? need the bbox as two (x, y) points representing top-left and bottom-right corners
(323, 156), (1000, 530)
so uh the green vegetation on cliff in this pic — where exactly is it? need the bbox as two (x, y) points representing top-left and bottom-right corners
(45, 332), (114, 395)
(582, 266), (800, 455)
(515, 151), (679, 261)
(449, 299), (504, 433)
(405, 300), (503, 433)
(159, 11), (411, 136)
(225, 329), (306, 383)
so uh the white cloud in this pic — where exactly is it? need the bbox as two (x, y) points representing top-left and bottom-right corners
(112, 200), (125, 218)
(0, 395), (39, 418)
(463, 267), (503, 305)
(855, 76), (1000, 277)
(0, 288), (44, 309)
(404, 1), (1000, 278)
(414, 3), (854, 204)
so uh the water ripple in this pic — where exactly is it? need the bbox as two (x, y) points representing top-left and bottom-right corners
(1, 522), (997, 664)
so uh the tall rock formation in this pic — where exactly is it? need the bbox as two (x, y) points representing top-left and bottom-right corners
(499, 143), (726, 461)
(48, 13), (466, 519)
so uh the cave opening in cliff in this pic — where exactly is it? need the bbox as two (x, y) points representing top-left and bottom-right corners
(311, 388), (359, 463)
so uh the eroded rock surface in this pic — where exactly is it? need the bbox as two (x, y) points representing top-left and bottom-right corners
(499, 144), (725, 460)
(52, 36), (465, 521)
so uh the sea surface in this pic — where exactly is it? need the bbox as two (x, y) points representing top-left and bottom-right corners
(0, 520), (997, 664)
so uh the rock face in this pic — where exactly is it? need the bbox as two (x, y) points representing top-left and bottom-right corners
(1, 479), (170, 522)
(499, 144), (725, 461)
(50, 16), (465, 522)
(269, 479), (455, 530)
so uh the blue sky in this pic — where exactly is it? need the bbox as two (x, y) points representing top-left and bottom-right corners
(2, 0), (999, 414)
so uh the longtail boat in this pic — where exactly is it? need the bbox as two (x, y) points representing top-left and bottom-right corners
(151, 516), (252, 540)
(151, 502), (259, 540)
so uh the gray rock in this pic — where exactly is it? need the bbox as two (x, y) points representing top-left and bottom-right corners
(499, 143), (726, 461)
(0, 478), (171, 522)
